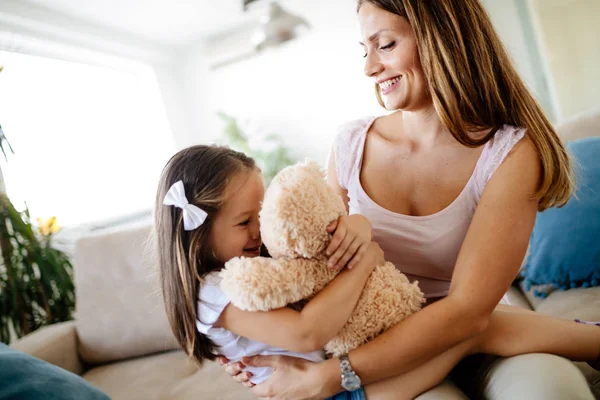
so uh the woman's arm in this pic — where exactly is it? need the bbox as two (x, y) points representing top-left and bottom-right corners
(327, 147), (350, 211)
(325, 149), (373, 270)
(322, 137), (541, 390)
(217, 242), (384, 353)
(251, 137), (542, 398)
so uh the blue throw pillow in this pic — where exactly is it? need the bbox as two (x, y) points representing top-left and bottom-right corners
(0, 343), (110, 400)
(521, 136), (600, 298)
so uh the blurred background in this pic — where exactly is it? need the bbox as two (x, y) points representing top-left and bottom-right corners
(0, 0), (598, 233)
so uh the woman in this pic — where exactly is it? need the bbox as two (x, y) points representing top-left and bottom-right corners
(222, 0), (595, 398)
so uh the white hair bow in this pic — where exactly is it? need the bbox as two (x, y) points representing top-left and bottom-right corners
(163, 180), (208, 231)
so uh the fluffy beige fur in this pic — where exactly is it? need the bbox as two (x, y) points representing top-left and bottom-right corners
(220, 160), (424, 356)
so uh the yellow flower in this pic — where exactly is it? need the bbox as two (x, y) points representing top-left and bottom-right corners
(37, 216), (61, 236)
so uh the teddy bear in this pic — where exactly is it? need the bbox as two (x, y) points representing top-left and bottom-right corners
(220, 160), (424, 356)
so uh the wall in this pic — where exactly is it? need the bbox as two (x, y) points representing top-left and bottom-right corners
(482, 0), (557, 121)
(482, 0), (537, 94)
(2, 0), (585, 227)
(2, 1), (588, 167)
(183, 0), (554, 165)
(193, 0), (386, 165)
(528, 0), (600, 122)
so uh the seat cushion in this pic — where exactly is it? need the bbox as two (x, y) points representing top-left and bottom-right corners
(518, 283), (600, 394)
(0, 343), (109, 400)
(83, 350), (256, 400)
(556, 107), (600, 142)
(504, 285), (533, 310)
(520, 284), (600, 321)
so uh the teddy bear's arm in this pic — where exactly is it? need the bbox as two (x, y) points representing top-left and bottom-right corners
(220, 257), (322, 311)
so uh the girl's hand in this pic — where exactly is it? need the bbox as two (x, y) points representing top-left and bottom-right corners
(359, 241), (385, 273)
(326, 214), (373, 271)
(243, 355), (328, 400)
(218, 356), (254, 388)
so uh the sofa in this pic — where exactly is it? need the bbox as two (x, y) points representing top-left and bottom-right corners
(10, 110), (600, 399)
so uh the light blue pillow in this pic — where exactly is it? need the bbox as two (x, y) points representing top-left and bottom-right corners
(0, 343), (110, 400)
(522, 137), (600, 298)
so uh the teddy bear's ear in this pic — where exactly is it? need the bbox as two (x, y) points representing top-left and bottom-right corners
(220, 257), (322, 312)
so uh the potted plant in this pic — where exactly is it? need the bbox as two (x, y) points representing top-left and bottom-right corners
(218, 112), (298, 185)
(0, 124), (75, 344)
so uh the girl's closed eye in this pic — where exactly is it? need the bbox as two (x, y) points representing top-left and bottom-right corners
(238, 219), (250, 227)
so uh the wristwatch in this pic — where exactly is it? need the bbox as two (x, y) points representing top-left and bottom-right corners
(339, 355), (362, 391)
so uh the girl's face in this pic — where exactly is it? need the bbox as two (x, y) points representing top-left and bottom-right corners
(210, 169), (264, 263)
(358, 3), (430, 111)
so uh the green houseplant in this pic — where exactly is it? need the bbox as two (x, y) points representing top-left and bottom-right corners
(218, 112), (298, 185)
(0, 125), (75, 344)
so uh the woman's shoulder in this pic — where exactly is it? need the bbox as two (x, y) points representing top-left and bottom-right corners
(331, 117), (376, 190)
(489, 124), (527, 149)
(474, 124), (533, 193)
(491, 124), (539, 169)
(334, 116), (376, 144)
(485, 124), (530, 168)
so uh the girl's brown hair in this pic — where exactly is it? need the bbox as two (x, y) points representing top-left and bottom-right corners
(358, 0), (573, 210)
(154, 145), (257, 365)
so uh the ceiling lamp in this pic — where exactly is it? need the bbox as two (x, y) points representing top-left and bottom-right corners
(245, 1), (310, 51)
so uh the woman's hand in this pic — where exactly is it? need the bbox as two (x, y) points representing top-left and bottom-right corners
(218, 356), (254, 388)
(244, 355), (331, 400)
(326, 214), (373, 271)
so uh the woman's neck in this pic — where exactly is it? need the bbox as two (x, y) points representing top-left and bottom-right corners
(387, 106), (452, 149)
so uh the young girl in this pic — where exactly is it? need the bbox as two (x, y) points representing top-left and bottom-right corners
(155, 145), (599, 400)
(154, 145), (385, 387)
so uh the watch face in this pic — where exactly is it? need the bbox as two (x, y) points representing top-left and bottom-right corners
(342, 374), (362, 391)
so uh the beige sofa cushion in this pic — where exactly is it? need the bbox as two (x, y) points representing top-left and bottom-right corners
(83, 350), (255, 400)
(74, 221), (178, 365)
(520, 284), (600, 321)
(517, 108), (600, 393)
(520, 284), (600, 393)
(504, 286), (533, 310)
(556, 108), (600, 141)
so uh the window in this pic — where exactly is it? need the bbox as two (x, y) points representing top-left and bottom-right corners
(0, 51), (175, 226)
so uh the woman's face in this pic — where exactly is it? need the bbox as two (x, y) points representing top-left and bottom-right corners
(358, 2), (430, 111)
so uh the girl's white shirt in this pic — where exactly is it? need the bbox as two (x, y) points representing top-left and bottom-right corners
(197, 272), (326, 384)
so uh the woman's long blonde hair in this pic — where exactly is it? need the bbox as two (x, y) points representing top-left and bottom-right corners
(358, 0), (573, 210)
(154, 145), (257, 365)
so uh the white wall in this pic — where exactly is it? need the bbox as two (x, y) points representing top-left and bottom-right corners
(175, 0), (554, 165)
(528, 0), (600, 122)
(2, 0), (586, 227)
(192, 0), (386, 165)
(482, 0), (537, 92)
(482, 0), (557, 121)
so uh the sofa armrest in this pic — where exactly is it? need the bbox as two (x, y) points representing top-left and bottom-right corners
(10, 321), (83, 375)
